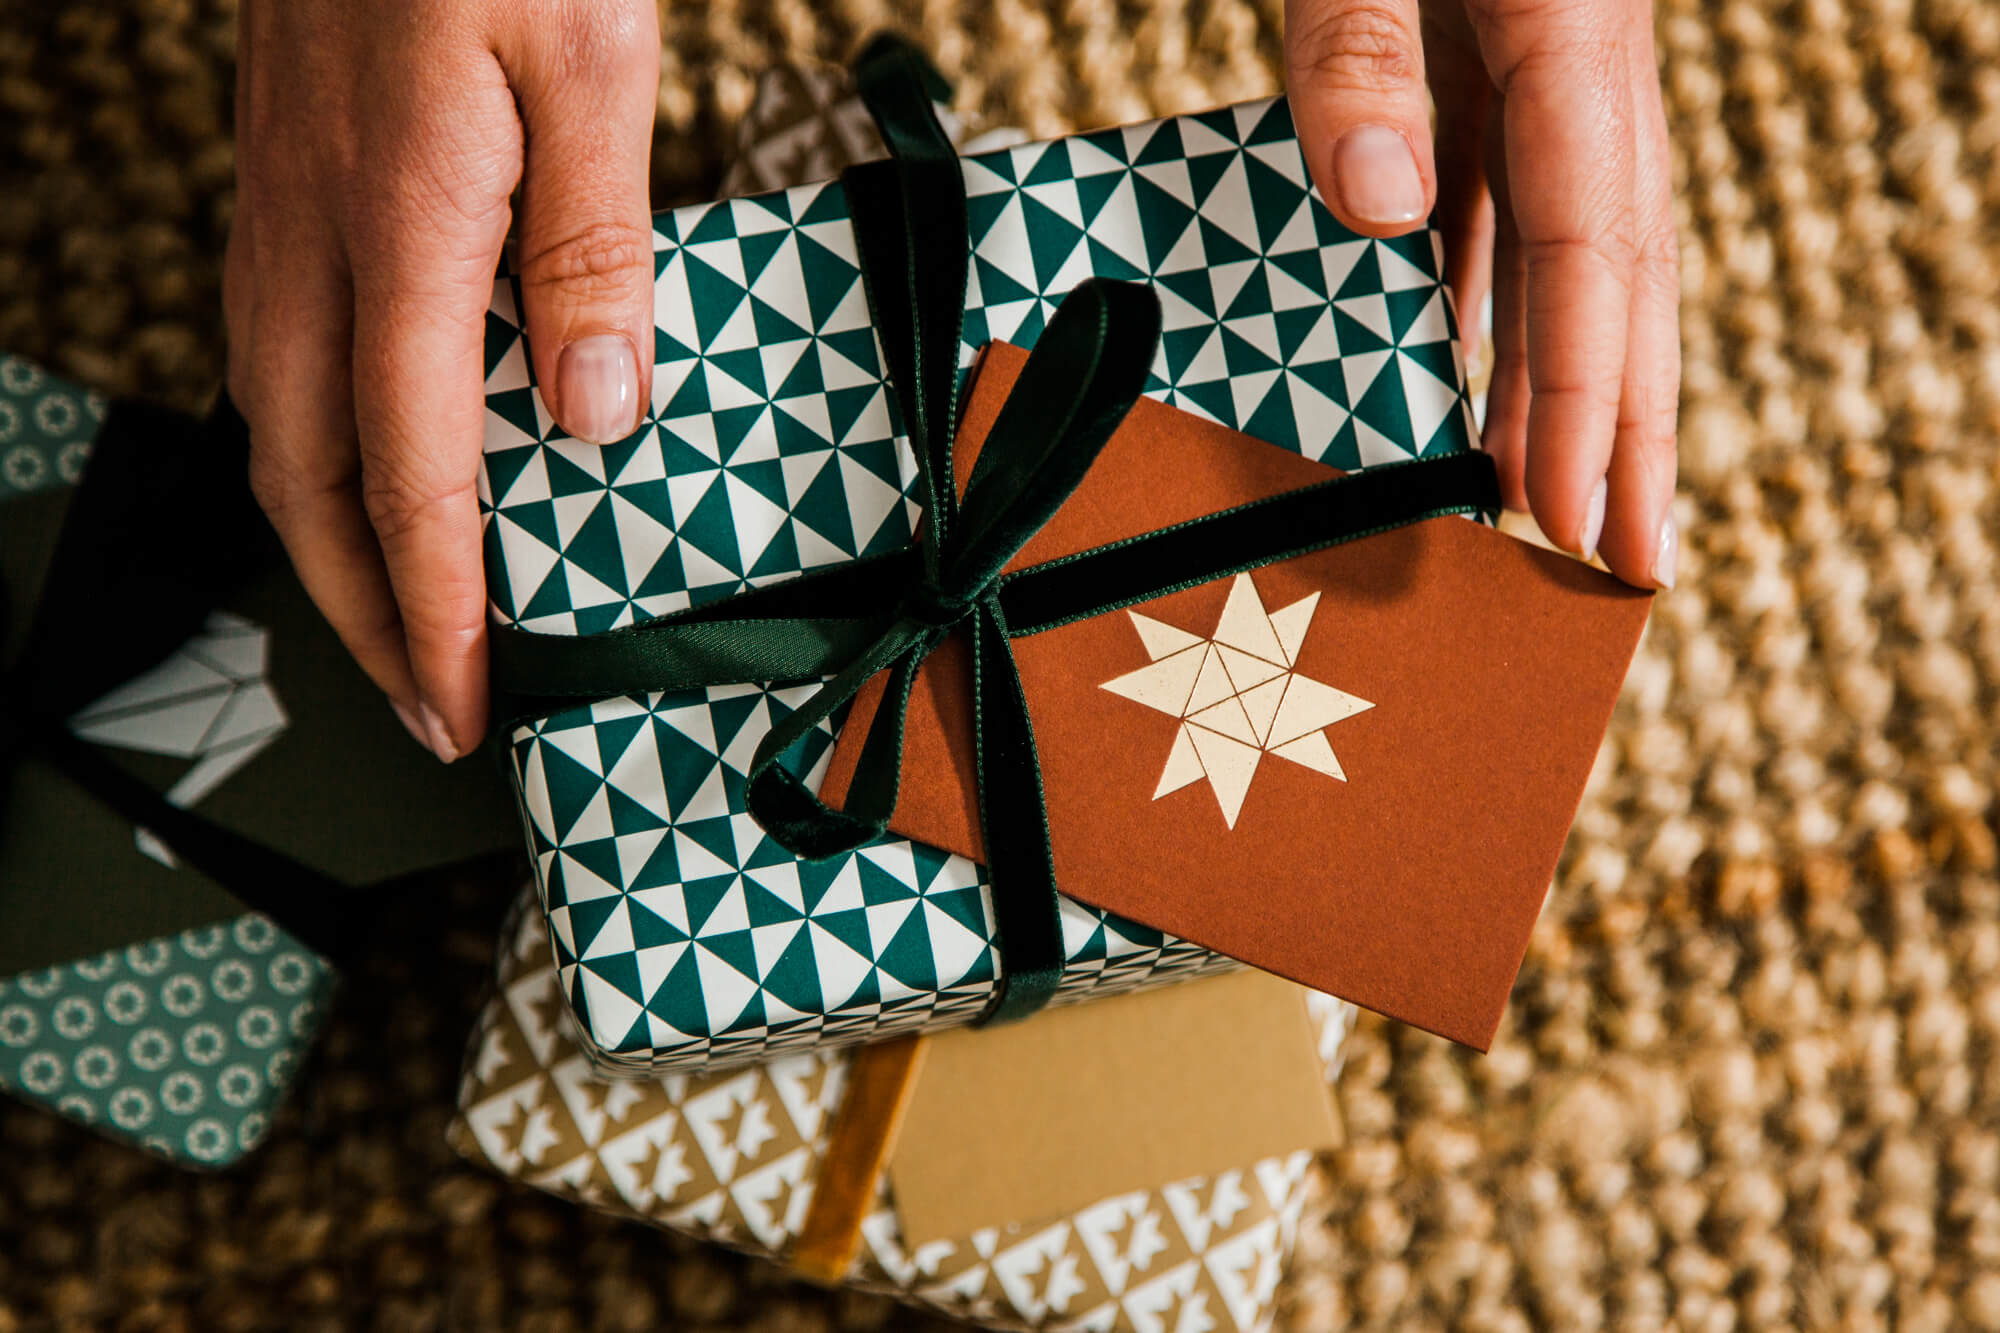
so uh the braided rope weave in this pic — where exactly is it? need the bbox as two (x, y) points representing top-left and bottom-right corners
(3, 0), (1999, 1328)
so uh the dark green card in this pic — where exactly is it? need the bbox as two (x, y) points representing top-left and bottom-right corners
(0, 485), (524, 976)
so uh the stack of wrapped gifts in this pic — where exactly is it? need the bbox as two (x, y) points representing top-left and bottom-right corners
(0, 32), (1651, 1329)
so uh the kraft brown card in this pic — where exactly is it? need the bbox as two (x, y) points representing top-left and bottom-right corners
(819, 343), (1653, 1050)
(887, 967), (1339, 1247)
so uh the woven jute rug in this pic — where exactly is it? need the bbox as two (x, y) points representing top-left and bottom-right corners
(5, 0), (2000, 1329)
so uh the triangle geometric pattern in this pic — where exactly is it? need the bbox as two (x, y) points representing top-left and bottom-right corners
(509, 681), (1237, 1076)
(449, 889), (1358, 1333)
(480, 97), (1475, 638)
(481, 96), (1475, 1077)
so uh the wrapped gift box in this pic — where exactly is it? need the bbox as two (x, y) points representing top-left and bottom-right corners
(0, 355), (522, 1167)
(480, 81), (1479, 1076)
(449, 886), (1353, 1333)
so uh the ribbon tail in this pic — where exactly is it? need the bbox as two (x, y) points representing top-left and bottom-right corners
(844, 154), (969, 576)
(744, 620), (933, 860)
(493, 613), (896, 733)
(852, 34), (957, 164)
(996, 450), (1503, 635)
(966, 602), (1065, 1024)
(489, 539), (928, 728)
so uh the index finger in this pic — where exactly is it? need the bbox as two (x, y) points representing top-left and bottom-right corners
(1471, 0), (1639, 555)
(350, 247), (498, 762)
(348, 139), (518, 760)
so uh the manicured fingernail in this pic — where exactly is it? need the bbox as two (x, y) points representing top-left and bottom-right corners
(557, 334), (640, 445)
(391, 699), (430, 751)
(418, 701), (459, 764)
(1331, 125), (1426, 227)
(1654, 510), (1678, 589)
(1578, 478), (1608, 558)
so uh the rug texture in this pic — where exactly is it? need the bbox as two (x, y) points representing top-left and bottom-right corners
(4, 0), (2000, 1330)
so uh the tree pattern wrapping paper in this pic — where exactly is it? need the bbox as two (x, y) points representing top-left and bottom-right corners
(480, 88), (1475, 1079)
(450, 887), (1354, 1333)
(717, 58), (1026, 200)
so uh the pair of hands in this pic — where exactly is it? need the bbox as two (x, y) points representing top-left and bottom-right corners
(225, 0), (1679, 764)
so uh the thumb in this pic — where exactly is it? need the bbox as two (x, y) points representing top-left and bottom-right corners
(1284, 0), (1436, 237)
(505, 7), (660, 446)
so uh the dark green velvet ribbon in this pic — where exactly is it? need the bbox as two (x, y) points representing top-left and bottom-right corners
(489, 33), (1503, 1023)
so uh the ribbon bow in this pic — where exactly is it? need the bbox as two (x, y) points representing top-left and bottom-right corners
(491, 35), (1503, 1023)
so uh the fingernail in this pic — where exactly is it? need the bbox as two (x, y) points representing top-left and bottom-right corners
(556, 334), (640, 445)
(1654, 510), (1678, 589)
(1578, 478), (1608, 558)
(418, 701), (459, 764)
(1331, 125), (1426, 227)
(391, 699), (430, 751)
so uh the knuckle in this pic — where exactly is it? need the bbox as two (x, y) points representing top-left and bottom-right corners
(1522, 227), (1640, 282)
(1541, 376), (1629, 417)
(517, 219), (654, 301)
(360, 469), (475, 552)
(558, 0), (656, 75)
(1625, 397), (1681, 471)
(1461, 0), (1574, 41)
(341, 597), (409, 659)
(247, 447), (354, 521)
(1636, 219), (1681, 283)
(398, 597), (484, 664)
(1468, 7), (1619, 98)
(1617, 392), (1678, 448)
(1649, 425), (1680, 470)
(246, 450), (293, 516)
(372, 149), (518, 247)
(395, 579), (487, 668)
(1490, 339), (1529, 375)
(1287, 2), (1422, 93)
(1459, 0), (1547, 34)
(346, 95), (521, 248)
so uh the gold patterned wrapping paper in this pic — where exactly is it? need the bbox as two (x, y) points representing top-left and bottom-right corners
(448, 893), (1353, 1333)
(718, 53), (1026, 200)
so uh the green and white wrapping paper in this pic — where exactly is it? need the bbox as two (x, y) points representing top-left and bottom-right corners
(0, 354), (103, 501)
(480, 97), (1477, 1077)
(0, 917), (333, 1167)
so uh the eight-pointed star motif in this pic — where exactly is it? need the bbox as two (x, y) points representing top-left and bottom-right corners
(1099, 574), (1372, 828)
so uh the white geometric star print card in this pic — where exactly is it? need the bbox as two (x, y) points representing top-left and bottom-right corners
(819, 342), (1654, 1050)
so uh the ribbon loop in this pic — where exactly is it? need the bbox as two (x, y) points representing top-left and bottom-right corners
(940, 279), (1163, 599)
(732, 276), (1172, 880)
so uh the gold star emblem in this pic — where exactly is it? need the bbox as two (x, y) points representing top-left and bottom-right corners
(1100, 574), (1372, 828)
